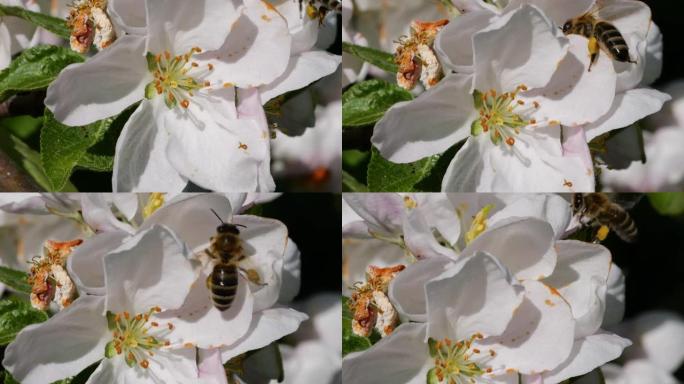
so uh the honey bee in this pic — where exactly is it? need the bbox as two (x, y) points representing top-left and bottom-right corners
(572, 193), (640, 243)
(204, 210), (247, 311)
(561, 5), (636, 71)
(297, 0), (342, 24)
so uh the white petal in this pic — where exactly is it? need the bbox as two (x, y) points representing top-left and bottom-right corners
(45, 35), (149, 126)
(484, 280), (575, 374)
(416, 194), (462, 246)
(3, 296), (108, 384)
(112, 194), (141, 221)
(279, 239), (301, 304)
(610, 359), (679, 384)
(543, 240), (611, 338)
(519, 0), (594, 26)
(463, 218), (557, 280)
(622, 311), (684, 373)
(543, 331), (631, 383)
(236, 87), (275, 192)
(67, 230), (129, 295)
(603, 263), (626, 327)
(273, 0), (318, 53)
(145, 0), (239, 54)
(342, 323), (431, 384)
(402, 208), (457, 260)
(219, 307), (307, 362)
(108, 0), (146, 34)
(473, 5), (568, 92)
(489, 194), (572, 240)
(427, 252), (524, 340)
(372, 74), (475, 163)
(156, 274), (254, 349)
(522, 35), (616, 127)
(259, 51), (340, 102)
(641, 22), (663, 86)
(0, 23), (11, 70)
(198, 348), (228, 384)
(342, 193), (405, 236)
(112, 99), (187, 192)
(343, 238), (405, 296)
(104, 225), (197, 313)
(435, 9), (493, 72)
(194, 0), (291, 88)
(585, 88), (671, 141)
(86, 348), (198, 384)
(80, 194), (135, 233)
(389, 256), (451, 322)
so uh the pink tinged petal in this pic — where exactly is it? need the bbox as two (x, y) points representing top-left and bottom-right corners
(372, 74), (476, 163)
(603, 264), (626, 327)
(237, 87), (275, 192)
(543, 240), (611, 338)
(195, 0), (291, 88)
(3, 296), (109, 384)
(522, 35), (616, 127)
(489, 194), (572, 241)
(80, 194), (135, 234)
(402, 208), (457, 260)
(219, 307), (308, 362)
(562, 126), (593, 171)
(483, 280), (575, 375)
(0, 194), (49, 214)
(342, 323), (431, 384)
(141, 193), (232, 249)
(104, 225), (197, 314)
(112, 99), (188, 192)
(521, 373), (544, 384)
(259, 51), (340, 103)
(157, 274), (254, 349)
(108, 0), (146, 34)
(67, 230), (129, 295)
(472, 5), (568, 93)
(584, 88), (671, 141)
(426, 252), (524, 341)
(434, 10), (493, 72)
(542, 331), (631, 383)
(463, 218), (557, 281)
(232, 215), (289, 312)
(199, 348), (228, 384)
(45, 35), (150, 126)
(145, 0), (239, 54)
(342, 193), (405, 236)
(389, 257), (451, 323)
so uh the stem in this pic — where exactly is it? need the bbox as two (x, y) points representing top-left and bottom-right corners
(0, 148), (42, 191)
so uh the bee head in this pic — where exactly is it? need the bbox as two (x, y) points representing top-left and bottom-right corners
(572, 194), (584, 211)
(217, 223), (241, 235)
(562, 21), (572, 34)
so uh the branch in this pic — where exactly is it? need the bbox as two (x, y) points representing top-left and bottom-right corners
(0, 148), (42, 191)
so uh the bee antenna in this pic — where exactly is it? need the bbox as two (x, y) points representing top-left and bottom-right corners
(234, 224), (247, 228)
(210, 209), (225, 224)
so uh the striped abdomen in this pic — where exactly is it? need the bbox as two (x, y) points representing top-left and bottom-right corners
(597, 204), (638, 242)
(210, 263), (238, 311)
(594, 21), (632, 63)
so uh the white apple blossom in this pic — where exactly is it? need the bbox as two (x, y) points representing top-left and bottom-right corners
(45, 0), (292, 192)
(342, 0), (368, 87)
(373, 5), (611, 192)
(0, 0), (41, 69)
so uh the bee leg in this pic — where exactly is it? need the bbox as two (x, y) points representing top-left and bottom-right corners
(587, 36), (600, 72)
(591, 225), (610, 243)
(206, 274), (212, 289)
(239, 267), (266, 286)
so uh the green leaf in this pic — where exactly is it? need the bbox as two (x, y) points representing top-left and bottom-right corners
(0, 115), (42, 139)
(342, 80), (412, 127)
(4, 372), (20, 384)
(41, 106), (133, 190)
(342, 296), (374, 356)
(367, 146), (441, 192)
(0, 297), (49, 345)
(342, 170), (368, 192)
(0, 5), (70, 39)
(0, 45), (83, 102)
(0, 266), (30, 293)
(648, 193), (684, 216)
(0, 130), (76, 191)
(342, 42), (397, 73)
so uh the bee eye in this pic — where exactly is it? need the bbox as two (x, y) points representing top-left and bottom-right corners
(562, 22), (571, 33)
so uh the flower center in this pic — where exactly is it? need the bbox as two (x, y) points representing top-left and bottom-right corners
(105, 307), (173, 369)
(145, 48), (215, 110)
(471, 86), (538, 147)
(428, 334), (495, 384)
(143, 193), (165, 219)
(464, 204), (494, 245)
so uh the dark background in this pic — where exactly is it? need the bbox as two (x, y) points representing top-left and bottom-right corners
(642, 0), (683, 88)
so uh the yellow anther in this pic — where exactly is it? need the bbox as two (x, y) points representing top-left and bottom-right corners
(465, 205), (494, 245)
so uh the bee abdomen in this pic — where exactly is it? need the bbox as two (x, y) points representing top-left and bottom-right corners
(210, 264), (238, 311)
(595, 21), (631, 62)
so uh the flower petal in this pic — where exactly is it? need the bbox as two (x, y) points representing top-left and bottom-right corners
(389, 256), (451, 322)
(45, 35), (149, 126)
(426, 252), (524, 340)
(80, 194), (135, 234)
(67, 230), (130, 295)
(3, 296), (108, 384)
(603, 263), (626, 327)
(489, 194), (572, 240)
(342, 323), (431, 384)
(219, 307), (307, 362)
(86, 348), (198, 384)
(463, 218), (557, 280)
(145, 0), (239, 54)
(403, 208), (457, 260)
(585, 88), (671, 141)
(473, 5), (568, 92)
(236, 87), (275, 192)
(621, 311), (684, 372)
(259, 51), (340, 103)
(542, 331), (631, 383)
(372, 74), (475, 163)
(279, 239), (301, 304)
(108, 0), (146, 34)
(435, 9), (493, 72)
(104, 225), (197, 313)
(112, 99), (188, 192)
(343, 193), (405, 237)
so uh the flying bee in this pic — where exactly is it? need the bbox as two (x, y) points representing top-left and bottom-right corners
(561, 4), (636, 71)
(297, 0), (342, 24)
(204, 210), (248, 311)
(572, 193), (641, 243)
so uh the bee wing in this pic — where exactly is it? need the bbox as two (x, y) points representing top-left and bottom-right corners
(605, 193), (644, 210)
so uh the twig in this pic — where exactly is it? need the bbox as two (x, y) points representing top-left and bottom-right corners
(0, 148), (42, 191)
